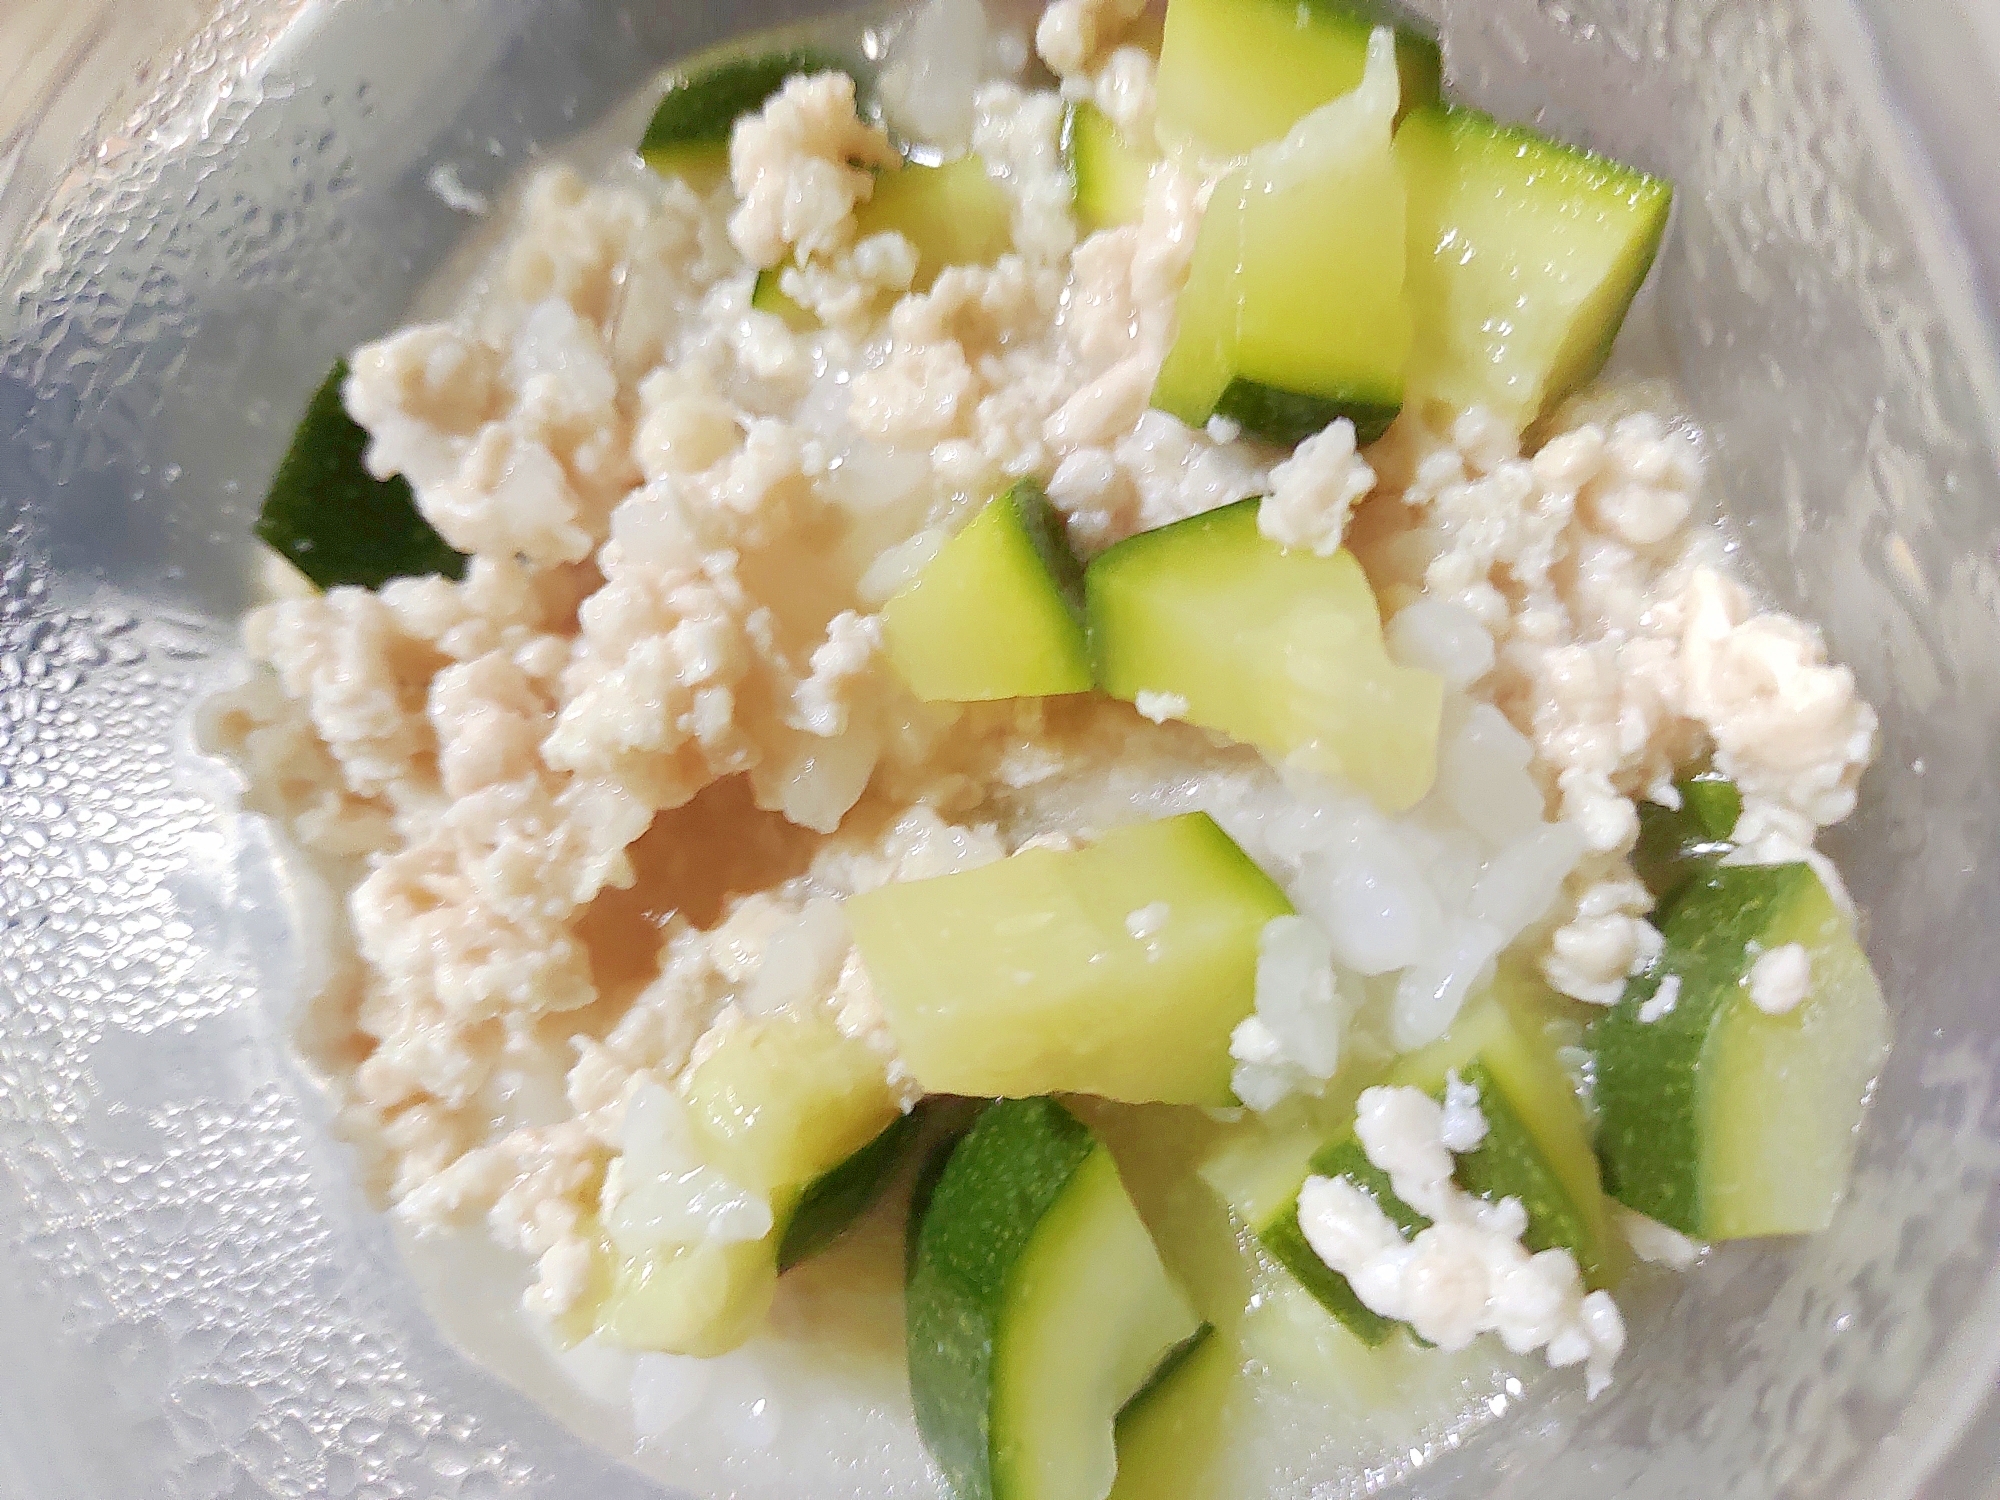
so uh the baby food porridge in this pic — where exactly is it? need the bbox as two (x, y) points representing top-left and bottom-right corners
(204, 0), (1887, 1491)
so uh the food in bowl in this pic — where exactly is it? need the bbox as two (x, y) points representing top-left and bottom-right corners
(203, 0), (1890, 1489)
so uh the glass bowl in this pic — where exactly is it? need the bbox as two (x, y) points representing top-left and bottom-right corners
(1, 0), (1997, 1495)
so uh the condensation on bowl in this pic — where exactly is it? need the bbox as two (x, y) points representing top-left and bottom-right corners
(2, 0), (2000, 1497)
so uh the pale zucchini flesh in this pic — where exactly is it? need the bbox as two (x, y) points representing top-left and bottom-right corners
(1154, 0), (1441, 158)
(881, 480), (1091, 702)
(683, 1011), (902, 1197)
(862, 156), (1013, 290)
(1064, 101), (1155, 232)
(592, 1235), (779, 1358)
(1084, 499), (1443, 813)
(1106, 1328), (1234, 1500)
(994, 1149), (1204, 1500)
(847, 813), (1293, 1106)
(1152, 34), (1410, 444)
(574, 1014), (907, 1355)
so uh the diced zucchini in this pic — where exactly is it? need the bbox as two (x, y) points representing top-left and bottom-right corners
(1154, 0), (1441, 158)
(1632, 767), (1741, 914)
(1107, 1327), (1234, 1500)
(908, 1111), (984, 1277)
(1084, 499), (1443, 812)
(638, 53), (1007, 292)
(1396, 104), (1673, 431)
(585, 1112), (912, 1353)
(907, 1098), (1201, 1500)
(641, 48), (855, 188)
(1679, 771), (1743, 838)
(594, 1235), (779, 1358)
(641, 53), (1005, 306)
(581, 1013), (908, 1355)
(749, 268), (818, 330)
(1483, 950), (1596, 1077)
(1593, 864), (1890, 1240)
(1196, 1116), (1327, 1231)
(1152, 32), (1410, 444)
(778, 1109), (922, 1272)
(682, 1010), (903, 1200)
(255, 361), (466, 591)
(1099, 1097), (1524, 1492)
(861, 156), (1014, 290)
(1257, 1135), (1420, 1345)
(1401, 989), (1624, 1288)
(881, 480), (1092, 702)
(1074, 1098), (1260, 1328)
(1120, 1322), (1218, 1415)
(1453, 1058), (1619, 1271)
(1247, 989), (1621, 1342)
(847, 813), (1293, 1106)
(760, 155), (1016, 329)
(1232, 1272), (1522, 1446)
(1063, 101), (1154, 232)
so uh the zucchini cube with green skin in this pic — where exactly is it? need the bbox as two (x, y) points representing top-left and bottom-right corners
(882, 480), (1092, 702)
(1237, 989), (1622, 1343)
(1632, 767), (1742, 914)
(684, 1010), (911, 1272)
(640, 49), (856, 189)
(779, 1110), (923, 1272)
(255, 361), (466, 591)
(651, 56), (1007, 322)
(579, 1112), (922, 1354)
(1105, 1326), (1235, 1500)
(1152, 30), (1411, 445)
(579, 1013), (912, 1356)
(1063, 101), (1154, 232)
(907, 1098), (1202, 1500)
(682, 1010), (905, 1202)
(1085, 499), (1444, 813)
(1396, 104), (1674, 432)
(862, 156), (1014, 291)
(1594, 863), (1890, 1240)
(1154, 0), (1441, 159)
(1256, 1137), (1421, 1346)
(1678, 771), (1743, 838)
(846, 813), (1293, 1106)
(1414, 996), (1624, 1289)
